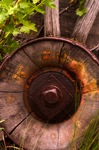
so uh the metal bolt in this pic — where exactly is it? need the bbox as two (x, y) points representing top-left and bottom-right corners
(41, 85), (62, 107)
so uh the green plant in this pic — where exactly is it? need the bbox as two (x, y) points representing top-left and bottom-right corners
(0, 0), (55, 58)
(69, 0), (87, 16)
(76, 0), (87, 16)
(79, 117), (99, 150)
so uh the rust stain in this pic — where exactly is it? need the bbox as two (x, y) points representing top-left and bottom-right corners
(28, 75), (35, 84)
(42, 50), (51, 60)
(69, 60), (98, 93)
(84, 79), (98, 93)
(42, 50), (60, 61)
(61, 54), (98, 93)
(12, 64), (27, 83)
(6, 95), (15, 104)
(55, 52), (59, 60)
(24, 84), (29, 91)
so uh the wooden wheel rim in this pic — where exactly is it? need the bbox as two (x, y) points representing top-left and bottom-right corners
(0, 37), (99, 150)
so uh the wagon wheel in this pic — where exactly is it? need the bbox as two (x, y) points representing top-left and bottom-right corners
(0, 1), (99, 150)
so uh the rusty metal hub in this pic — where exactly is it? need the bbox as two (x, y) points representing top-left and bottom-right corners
(40, 85), (63, 107)
(29, 71), (81, 123)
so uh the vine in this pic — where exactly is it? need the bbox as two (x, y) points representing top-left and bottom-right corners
(0, 0), (87, 60)
(76, 0), (87, 16)
(0, 0), (55, 60)
(70, 0), (87, 16)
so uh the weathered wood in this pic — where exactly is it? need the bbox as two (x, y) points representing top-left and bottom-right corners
(73, 91), (99, 129)
(0, 38), (99, 149)
(44, 0), (60, 36)
(23, 39), (64, 68)
(0, 91), (29, 133)
(11, 116), (80, 150)
(11, 116), (59, 150)
(10, 92), (99, 150)
(72, 0), (99, 44)
(86, 12), (99, 49)
(11, 0), (99, 51)
(0, 47), (39, 133)
(59, 41), (99, 93)
(59, 0), (78, 38)
(0, 82), (23, 92)
(0, 50), (38, 87)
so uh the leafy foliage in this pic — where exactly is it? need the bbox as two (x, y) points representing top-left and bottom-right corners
(0, 0), (55, 57)
(69, 0), (87, 16)
(76, 0), (87, 16)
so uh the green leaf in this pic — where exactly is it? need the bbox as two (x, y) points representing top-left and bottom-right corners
(34, 6), (45, 14)
(2, 0), (13, 5)
(76, 7), (87, 17)
(20, 26), (30, 34)
(8, 5), (18, 15)
(20, 21), (37, 33)
(79, 0), (86, 6)
(9, 41), (19, 53)
(0, 13), (8, 24)
(0, 0), (56, 57)
(12, 28), (19, 36)
(19, 2), (30, 9)
(0, 0), (13, 10)
(33, 0), (40, 4)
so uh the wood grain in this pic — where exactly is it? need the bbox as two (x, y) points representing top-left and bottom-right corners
(73, 91), (99, 130)
(72, 0), (99, 44)
(0, 38), (98, 149)
(0, 48), (38, 133)
(59, 42), (99, 93)
(86, 12), (99, 49)
(10, 115), (78, 150)
(23, 39), (64, 68)
(0, 49), (38, 88)
(44, 0), (60, 36)
(0, 92), (29, 133)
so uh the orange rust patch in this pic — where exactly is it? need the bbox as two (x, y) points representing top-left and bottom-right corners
(83, 79), (98, 93)
(42, 50), (51, 60)
(61, 53), (71, 63)
(24, 84), (29, 91)
(6, 95), (15, 104)
(12, 64), (27, 83)
(69, 61), (98, 92)
(55, 52), (59, 60)
(61, 54), (98, 92)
